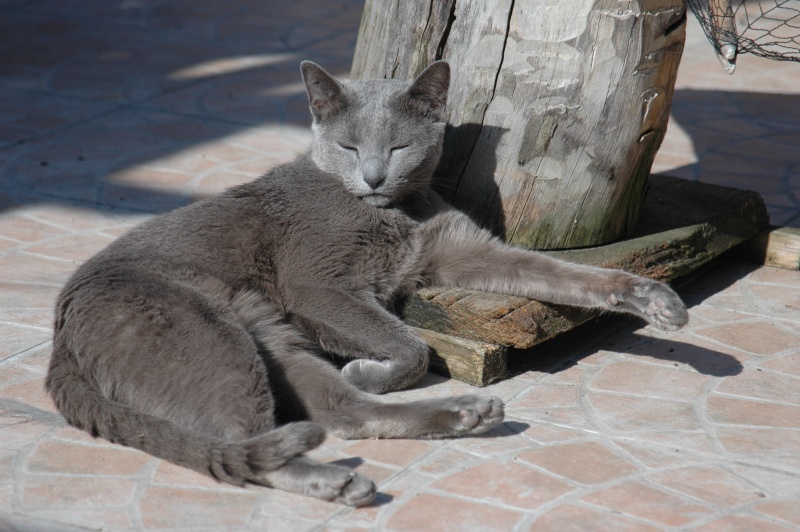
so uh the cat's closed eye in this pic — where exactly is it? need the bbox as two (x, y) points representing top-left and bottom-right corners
(339, 144), (358, 153)
(390, 145), (409, 153)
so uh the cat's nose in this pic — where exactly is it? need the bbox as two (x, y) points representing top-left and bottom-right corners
(361, 158), (387, 190)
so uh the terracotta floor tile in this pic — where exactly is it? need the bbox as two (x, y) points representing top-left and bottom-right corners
(715, 426), (800, 456)
(0, 281), (60, 309)
(27, 440), (150, 476)
(0, 307), (54, 330)
(649, 465), (764, 507)
(754, 352), (800, 377)
(611, 439), (704, 469)
(755, 499), (800, 527)
(256, 486), (344, 522)
(588, 393), (701, 432)
(695, 322), (800, 356)
(138, 485), (259, 529)
(699, 514), (795, 531)
(450, 424), (532, 457)
(23, 233), (116, 263)
(23, 205), (128, 232)
(385, 493), (523, 531)
(194, 169), (255, 195)
(350, 461), (397, 485)
(706, 395), (800, 428)
(748, 284), (800, 318)
(629, 430), (719, 455)
(520, 422), (591, 444)
(0, 363), (40, 388)
(330, 471), (429, 529)
(731, 465), (800, 499)
(748, 267), (800, 287)
(513, 405), (597, 432)
(529, 504), (661, 531)
(25, 508), (133, 530)
(248, 515), (319, 531)
(0, 212), (69, 242)
(151, 459), (238, 490)
(431, 461), (574, 510)
(9, 343), (52, 373)
(51, 426), (114, 446)
(507, 384), (579, 409)
(343, 439), (432, 468)
(517, 441), (639, 485)
(417, 447), (484, 476)
(715, 367), (800, 405)
(0, 418), (51, 451)
(22, 475), (138, 509)
(0, 325), (51, 361)
(0, 254), (75, 284)
(1, 378), (57, 413)
(581, 481), (714, 527)
(590, 361), (709, 401)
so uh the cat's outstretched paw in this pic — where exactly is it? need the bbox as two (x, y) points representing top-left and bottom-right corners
(450, 395), (505, 435)
(609, 278), (689, 331)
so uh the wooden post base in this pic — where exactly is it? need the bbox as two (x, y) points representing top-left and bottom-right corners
(735, 226), (800, 270)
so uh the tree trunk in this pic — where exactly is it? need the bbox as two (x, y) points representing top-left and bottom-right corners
(352, 0), (686, 249)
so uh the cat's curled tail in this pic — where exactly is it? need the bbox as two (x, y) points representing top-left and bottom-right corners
(44, 343), (326, 486)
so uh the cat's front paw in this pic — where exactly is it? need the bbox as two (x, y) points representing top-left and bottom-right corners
(451, 395), (505, 435)
(609, 278), (688, 331)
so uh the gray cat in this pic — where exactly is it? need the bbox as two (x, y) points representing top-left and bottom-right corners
(45, 61), (688, 507)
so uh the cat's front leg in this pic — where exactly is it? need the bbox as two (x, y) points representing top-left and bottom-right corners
(284, 284), (429, 393)
(419, 211), (688, 330)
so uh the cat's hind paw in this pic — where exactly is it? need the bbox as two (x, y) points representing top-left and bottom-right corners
(610, 278), (689, 331)
(262, 459), (376, 507)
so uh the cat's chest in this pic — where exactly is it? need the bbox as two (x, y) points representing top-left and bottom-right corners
(332, 209), (421, 299)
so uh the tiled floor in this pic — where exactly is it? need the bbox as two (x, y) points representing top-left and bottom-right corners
(1, 1), (799, 531)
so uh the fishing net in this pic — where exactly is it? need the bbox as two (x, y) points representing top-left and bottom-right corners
(686, 0), (800, 71)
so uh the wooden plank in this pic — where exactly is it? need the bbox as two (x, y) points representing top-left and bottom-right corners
(413, 327), (507, 387)
(400, 175), (770, 349)
(735, 226), (800, 270)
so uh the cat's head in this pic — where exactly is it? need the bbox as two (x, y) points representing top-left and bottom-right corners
(301, 61), (449, 207)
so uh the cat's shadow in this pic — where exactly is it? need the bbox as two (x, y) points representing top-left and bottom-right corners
(433, 123), (510, 238)
(508, 312), (745, 378)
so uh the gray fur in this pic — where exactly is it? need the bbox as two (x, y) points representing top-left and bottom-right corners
(46, 61), (687, 507)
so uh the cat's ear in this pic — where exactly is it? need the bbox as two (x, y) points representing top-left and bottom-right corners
(301, 61), (347, 122)
(407, 61), (450, 120)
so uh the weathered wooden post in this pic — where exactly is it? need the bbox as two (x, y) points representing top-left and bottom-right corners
(352, 0), (687, 249)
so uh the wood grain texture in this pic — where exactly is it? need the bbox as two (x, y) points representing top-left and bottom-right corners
(413, 327), (507, 386)
(352, 0), (687, 249)
(400, 175), (770, 349)
(735, 226), (800, 270)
